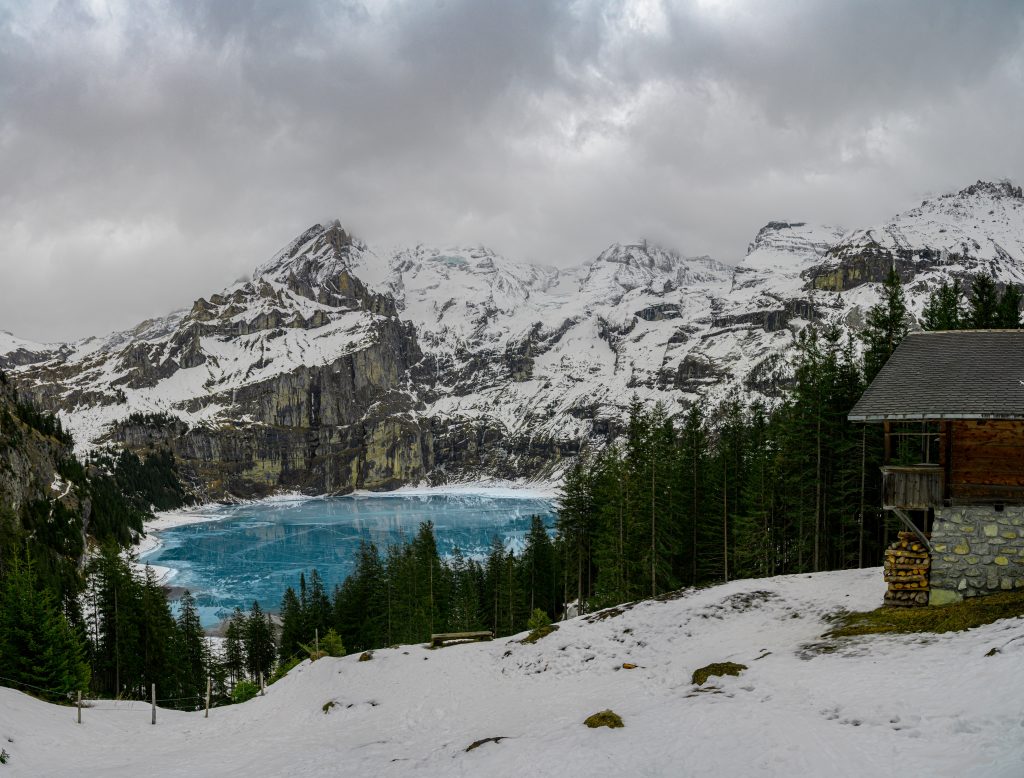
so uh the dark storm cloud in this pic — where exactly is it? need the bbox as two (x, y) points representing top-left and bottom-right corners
(1, 0), (1022, 341)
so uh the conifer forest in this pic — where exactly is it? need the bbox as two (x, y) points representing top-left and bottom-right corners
(1, 267), (1021, 701)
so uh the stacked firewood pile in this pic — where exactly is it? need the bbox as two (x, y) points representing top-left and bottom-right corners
(883, 531), (930, 607)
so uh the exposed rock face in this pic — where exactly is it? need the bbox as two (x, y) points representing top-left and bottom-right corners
(0, 375), (82, 526)
(809, 179), (1024, 293)
(4, 180), (1024, 498)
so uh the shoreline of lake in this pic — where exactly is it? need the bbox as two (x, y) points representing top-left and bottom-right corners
(136, 483), (559, 628)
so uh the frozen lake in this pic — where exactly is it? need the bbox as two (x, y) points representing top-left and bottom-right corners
(140, 492), (557, 627)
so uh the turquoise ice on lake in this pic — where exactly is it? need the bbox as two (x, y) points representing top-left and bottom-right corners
(140, 492), (556, 628)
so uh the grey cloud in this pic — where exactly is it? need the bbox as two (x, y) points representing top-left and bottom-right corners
(0, 0), (1022, 341)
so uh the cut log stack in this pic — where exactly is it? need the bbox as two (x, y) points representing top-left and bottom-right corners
(883, 531), (930, 607)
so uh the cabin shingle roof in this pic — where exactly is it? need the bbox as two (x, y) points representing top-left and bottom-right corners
(848, 331), (1024, 421)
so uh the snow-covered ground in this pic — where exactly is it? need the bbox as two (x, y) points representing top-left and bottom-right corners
(3, 568), (1022, 777)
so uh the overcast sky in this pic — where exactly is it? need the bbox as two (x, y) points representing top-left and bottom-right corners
(2, 0), (1023, 342)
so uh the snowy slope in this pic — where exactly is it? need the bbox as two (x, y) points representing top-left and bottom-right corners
(2, 569), (1023, 777)
(0, 330), (60, 369)
(4, 180), (1024, 490)
(831, 181), (1024, 272)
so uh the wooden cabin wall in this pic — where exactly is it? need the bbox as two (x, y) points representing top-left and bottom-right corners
(949, 420), (1024, 501)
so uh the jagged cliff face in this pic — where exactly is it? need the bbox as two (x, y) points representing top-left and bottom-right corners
(0, 375), (85, 538)
(5, 180), (1024, 497)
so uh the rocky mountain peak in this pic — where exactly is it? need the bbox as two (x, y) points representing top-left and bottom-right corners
(741, 221), (845, 274)
(746, 221), (807, 255)
(956, 179), (1023, 201)
(581, 241), (729, 299)
(253, 221), (366, 287)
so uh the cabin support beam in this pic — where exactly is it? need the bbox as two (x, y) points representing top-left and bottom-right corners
(889, 508), (933, 553)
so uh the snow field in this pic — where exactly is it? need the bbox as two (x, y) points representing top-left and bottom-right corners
(2, 568), (1023, 777)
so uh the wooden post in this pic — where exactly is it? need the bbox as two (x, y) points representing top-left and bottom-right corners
(205, 676), (211, 719)
(944, 421), (953, 503)
(315, 628), (319, 658)
(151, 683), (156, 725)
(259, 672), (265, 696)
(77, 690), (81, 724)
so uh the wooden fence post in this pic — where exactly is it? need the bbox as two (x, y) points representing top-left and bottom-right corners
(77, 691), (81, 724)
(205, 676), (211, 719)
(151, 683), (156, 725)
(259, 672), (265, 696)
(315, 628), (319, 658)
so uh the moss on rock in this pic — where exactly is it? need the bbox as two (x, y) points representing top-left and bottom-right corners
(584, 709), (624, 729)
(520, 624), (559, 644)
(691, 661), (747, 686)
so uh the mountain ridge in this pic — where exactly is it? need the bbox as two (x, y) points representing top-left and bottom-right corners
(3, 179), (1022, 497)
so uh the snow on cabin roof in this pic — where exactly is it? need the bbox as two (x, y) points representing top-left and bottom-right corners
(849, 330), (1024, 421)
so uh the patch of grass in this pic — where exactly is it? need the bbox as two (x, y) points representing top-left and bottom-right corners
(231, 680), (259, 704)
(691, 661), (747, 686)
(521, 624), (559, 644)
(584, 709), (624, 729)
(465, 736), (507, 752)
(358, 651), (373, 662)
(826, 591), (1024, 638)
(322, 700), (336, 714)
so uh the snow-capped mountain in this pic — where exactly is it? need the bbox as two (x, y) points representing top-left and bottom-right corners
(3, 180), (1023, 497)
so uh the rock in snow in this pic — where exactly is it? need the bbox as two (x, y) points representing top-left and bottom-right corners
(1, 568), (1022, 776)
(4, 180), (1024, 497)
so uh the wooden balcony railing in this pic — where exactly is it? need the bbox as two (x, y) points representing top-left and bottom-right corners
(881, 465), (944, 510)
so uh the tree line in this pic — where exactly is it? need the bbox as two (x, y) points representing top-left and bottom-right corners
(2, 264), (1021, 700)
(276, 517), (559, 655)
(0, 374), (197, 703)
(921, 271), (1022, 333)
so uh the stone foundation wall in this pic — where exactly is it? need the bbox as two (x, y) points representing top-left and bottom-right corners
(930, 506), (1024, 605)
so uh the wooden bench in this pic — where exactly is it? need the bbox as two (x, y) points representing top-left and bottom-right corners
(429, 631), (493, 648)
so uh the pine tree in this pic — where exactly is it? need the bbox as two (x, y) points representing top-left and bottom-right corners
(520, 515), (557, 619)
(278, 587), (303, 662)
(306, 569), (332, 642)
(243, 602), (275, 681)
(677, 403), (709, 586)
(861, 266), (909, 382)
(174, 590), (209, 707)
(332, 541), (389, 651)
(446, 548), (484, 632)
(968, 273), (1000, 328)
(137, 566), (177, 703)
(0, 555), (90, 698)
(997, 284), (1022, 328)
(921, 280), (963, 330)
(223, 608), (247, 684)
(556, 453), (597, 613)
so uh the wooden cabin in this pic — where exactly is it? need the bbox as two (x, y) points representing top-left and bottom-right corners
(849, 331), (1024, 605)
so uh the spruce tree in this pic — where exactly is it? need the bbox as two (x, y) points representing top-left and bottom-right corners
(137, 566), (177, 703)
(277, 587), (303, 662)
(921, 280), (962, 330)
(861, 266), (909, 382)
(677, 403), (709, 586)
(223, 608), (247, 683)
(997, 283), (1023, 328)
(968, 273), (1000, 328)
(244, 602), (275, 681)
(520, 516), (556, 619)
(174, 590), (208, 706)
(556, 454), (597, 613)
(0, 555), (89, 698)
(306, 569), (332, 642)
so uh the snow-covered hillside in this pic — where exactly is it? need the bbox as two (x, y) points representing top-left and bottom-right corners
(3, 179), (1024, 495)
(2, 569), (1022, 777)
